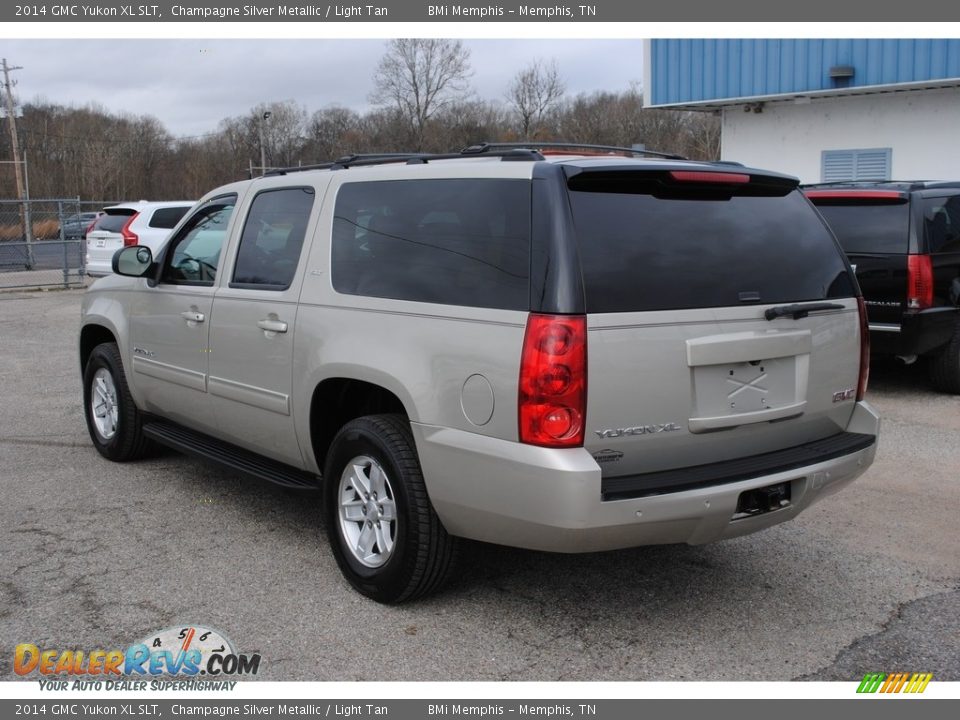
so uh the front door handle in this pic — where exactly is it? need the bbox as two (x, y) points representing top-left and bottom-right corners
(180, 311), (205, 323)
(257, 319), (288, 334)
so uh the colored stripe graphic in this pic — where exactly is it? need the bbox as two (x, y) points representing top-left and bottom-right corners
(857, 672), (932, 694)
(906, 674), (933, 693)
(857, 673), (886, 693)
(886, 673), (908, 693)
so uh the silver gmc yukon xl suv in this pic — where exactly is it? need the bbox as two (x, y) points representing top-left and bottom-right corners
(79, 144), (880, 602)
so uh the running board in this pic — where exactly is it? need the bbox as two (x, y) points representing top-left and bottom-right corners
(143, 420), (320, 490)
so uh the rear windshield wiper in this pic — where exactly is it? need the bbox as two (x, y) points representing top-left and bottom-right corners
(764, 302), (845, 321)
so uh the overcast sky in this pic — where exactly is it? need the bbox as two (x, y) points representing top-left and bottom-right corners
(0, 39), (643, 137)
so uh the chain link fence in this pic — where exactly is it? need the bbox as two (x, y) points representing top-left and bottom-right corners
(0, 199), (116, 291)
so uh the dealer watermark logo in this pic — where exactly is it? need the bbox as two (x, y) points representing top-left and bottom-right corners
(15, 625), (261, 689)
(856, 672), (933, 694)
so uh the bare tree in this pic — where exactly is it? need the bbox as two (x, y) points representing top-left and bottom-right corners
(358, 107), (417, 153)
(257, 101), (308, 168)
(431, 100), (509, 152)
(304, 106), (362, 161)
(553, 86), (719, 159)
(506, 59), (565, 139)
(125, 115), (173, 198)
(370, 39), (473, 150)
(557, 91), (616, 145)
(684, 112), (722, 160)
(7, 84), (721, 201)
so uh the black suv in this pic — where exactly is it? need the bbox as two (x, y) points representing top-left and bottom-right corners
(805, 181), (960, 393)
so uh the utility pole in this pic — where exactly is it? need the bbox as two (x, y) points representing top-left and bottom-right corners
(2, 58), (25, 203)
(2, 58), (32, 268)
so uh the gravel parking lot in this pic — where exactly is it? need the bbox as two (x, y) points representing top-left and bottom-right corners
(1, 288), (958, 682)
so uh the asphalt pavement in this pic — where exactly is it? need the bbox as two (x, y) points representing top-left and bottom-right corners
(1, 289), (957, 682)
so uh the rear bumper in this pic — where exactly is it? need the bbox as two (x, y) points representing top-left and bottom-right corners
(412, 401), (880, 553)
(84, 247), (116, 277)
(870, 307), (958, 356)
(85, 234), (125, 277)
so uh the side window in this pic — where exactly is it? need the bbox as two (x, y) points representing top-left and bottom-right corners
(331, 179), (531, 310)
(160, 196), (237, 286)
(923, 196), (960, 254)
(148, 206), (191, 229)
(231, 187), (315, 290)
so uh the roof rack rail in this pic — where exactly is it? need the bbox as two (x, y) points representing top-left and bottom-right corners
(460, 141), (686, 160)
(800, 179), (913, 188)
(263, 154), (432, 176)
(261, 142), (687, 177)
(263, 149), (544, 176)
(801, 179), (960, 192)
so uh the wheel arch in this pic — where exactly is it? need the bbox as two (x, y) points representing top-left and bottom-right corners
(309, 377), (412, 473)
(79, 323), (119, 375)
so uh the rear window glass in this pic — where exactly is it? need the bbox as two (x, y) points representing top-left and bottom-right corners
(811, 201), (910, 254)
(148, 206), (191, 229)
(95, 210), (136, 233)
(570, 185), (854, 313)
(922, 196), (960, 254)
(332, 179), (531, 310)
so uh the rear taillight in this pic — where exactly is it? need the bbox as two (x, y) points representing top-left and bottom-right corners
(83, 220), (97, 237)
(906, 254), (933, 310)
(857, 297), (870, 401)
(519, 314), (587, 448)
(121, 212), (140, 247)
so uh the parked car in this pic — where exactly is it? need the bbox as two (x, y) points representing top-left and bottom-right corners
(84, 201), (194, 277)
(804, 181), (960, 393)
(80, 143), (879, 602)
(60, 212), (102, 241)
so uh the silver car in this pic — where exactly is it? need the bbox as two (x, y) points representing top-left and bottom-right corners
(79, 144), (880, 603)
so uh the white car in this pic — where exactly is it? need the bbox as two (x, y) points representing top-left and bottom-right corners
(85, 201), (194, 276)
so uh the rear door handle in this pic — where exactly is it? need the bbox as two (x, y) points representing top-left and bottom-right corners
(180, 311), (205, 323)
(257, 319), (288, 334)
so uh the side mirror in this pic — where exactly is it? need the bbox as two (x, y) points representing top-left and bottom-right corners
(113, 246), (154, 277)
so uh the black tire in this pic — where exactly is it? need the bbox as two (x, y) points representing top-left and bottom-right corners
(82, 342), (152, 461)
(323, 414), (459, 603)
(929, 324), (960, 394)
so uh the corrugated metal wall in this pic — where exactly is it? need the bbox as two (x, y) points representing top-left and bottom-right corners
(649, 39), (960, 106)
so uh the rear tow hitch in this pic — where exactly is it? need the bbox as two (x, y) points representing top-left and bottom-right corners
(734, 481), (791, 519)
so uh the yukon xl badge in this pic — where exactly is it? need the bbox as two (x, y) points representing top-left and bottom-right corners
(595, 423), (682, 439)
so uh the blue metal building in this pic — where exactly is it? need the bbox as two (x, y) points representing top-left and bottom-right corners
(644, 40), (960, 182)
